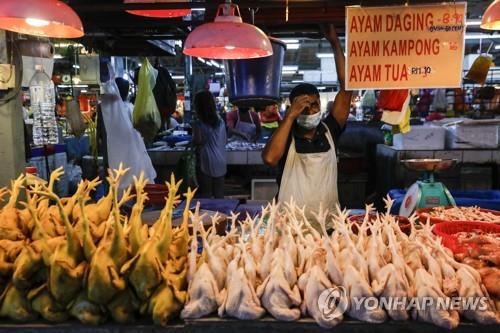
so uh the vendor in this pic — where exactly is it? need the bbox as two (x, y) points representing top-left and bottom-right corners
(260, 104), (282, 128)
(226, 106), (261, 141)
(262, 24), (352, 220)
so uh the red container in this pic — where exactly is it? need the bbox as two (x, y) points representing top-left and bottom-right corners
(433, 221), (500, 254)
(348, 214), (411, 235)
(134, 184), (170, 206)
(417, 206), (500, 225)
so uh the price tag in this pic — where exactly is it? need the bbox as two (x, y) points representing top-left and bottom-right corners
(346, 3), (466, 90)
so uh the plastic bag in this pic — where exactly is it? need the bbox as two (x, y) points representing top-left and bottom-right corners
(361, 90), (376, 109)
(377, 89), (409, 111)
(174, 146), (198, 194)
(66, 100), (87, 137)
(465, 55), (493, 85)
(133, 58), (161, 142)
(432, 89), (447, 111)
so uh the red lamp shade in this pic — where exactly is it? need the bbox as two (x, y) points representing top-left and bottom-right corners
(125, 0), (191, 18)
(126, 9), (191, 18)
(481, 0), (500, 30)
(183, 3), (273, 60)
(0, 0), (83, 38)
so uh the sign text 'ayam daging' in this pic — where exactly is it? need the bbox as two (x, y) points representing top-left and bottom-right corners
(346, 3), (466, 90)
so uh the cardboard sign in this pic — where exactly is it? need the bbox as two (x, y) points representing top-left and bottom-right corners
(346, 3), (466, 90)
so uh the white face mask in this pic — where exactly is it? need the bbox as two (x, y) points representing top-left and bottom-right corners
(297, 112), (321, 130)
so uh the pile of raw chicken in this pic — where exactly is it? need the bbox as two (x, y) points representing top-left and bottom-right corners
(182, 199), (499, 328)
(421, 206), (500, 223)
(0, 167), (499, 329)
(0, 166), (194, 326)
(454, 230), (499, 302)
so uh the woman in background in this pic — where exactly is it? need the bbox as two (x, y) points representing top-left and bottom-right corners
(192, 90), (227, 198)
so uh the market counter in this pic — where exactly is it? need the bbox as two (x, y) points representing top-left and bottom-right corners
(148, 150), (263, 166)
(0, 318), (497, 333)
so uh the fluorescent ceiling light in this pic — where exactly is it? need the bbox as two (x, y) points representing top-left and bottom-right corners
(215, 72), (225, 76)
(496, 45), (500, 50)
(282, 70), (297, 75)
(283, 65), (298, 71)
(292, 80), (304, 83)
(210, 60), (223, 68)
(192, 8), (206, 11)
(287, 43), (300, 50)
(197, 57), (206, 63)
(58, 84), (88, 88)
(172, 75), (185, 80)
(466, 20), (482, 26)
(282, 39), (299, 44)
(53, 54), (63, 59)
(464, 34), (500, 39)
(316, 53), (333, 58)
(72, 64), (80, 69)
(317, 86), (326, 90)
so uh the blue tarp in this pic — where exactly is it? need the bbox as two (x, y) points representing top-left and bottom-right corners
(389, 189), (500, 214)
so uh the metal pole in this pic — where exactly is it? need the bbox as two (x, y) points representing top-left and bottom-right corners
(184, 53), (193, 123)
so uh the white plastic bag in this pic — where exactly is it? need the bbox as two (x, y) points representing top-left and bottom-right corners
(100, 64), (157, 190)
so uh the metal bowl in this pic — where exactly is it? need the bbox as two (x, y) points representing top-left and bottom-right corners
(401, 159), (457, 172)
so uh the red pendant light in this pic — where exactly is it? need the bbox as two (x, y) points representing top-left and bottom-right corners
(183, 2), (273, 60)
(481, 0), (500, 30)
(0, 0), (83, 38)
(125, 0), (191, 18)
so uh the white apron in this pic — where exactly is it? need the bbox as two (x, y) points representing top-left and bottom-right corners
(278, 123), (339, 229)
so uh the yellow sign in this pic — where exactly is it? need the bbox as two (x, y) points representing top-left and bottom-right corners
(346, 3), (466, 90)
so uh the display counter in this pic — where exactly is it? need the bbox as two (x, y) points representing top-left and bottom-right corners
(376, 144), (500, 197)
(148, 149), (264, 166)
(0, 318), (497, 333)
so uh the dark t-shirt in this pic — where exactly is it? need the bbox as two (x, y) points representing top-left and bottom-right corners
(276, 113), (344, 192)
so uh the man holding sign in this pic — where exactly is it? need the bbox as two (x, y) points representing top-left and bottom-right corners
(262, 24), (352, 226)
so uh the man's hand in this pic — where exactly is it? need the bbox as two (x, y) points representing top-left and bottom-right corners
(321, 23), (339, 43)
(286, 95), (310, 121)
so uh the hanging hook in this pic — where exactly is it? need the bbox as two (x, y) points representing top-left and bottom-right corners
(248, 8), (260, 25)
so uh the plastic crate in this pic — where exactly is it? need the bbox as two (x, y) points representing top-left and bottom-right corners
(348, 214), (411, 235)
(433, 221), (500, 254)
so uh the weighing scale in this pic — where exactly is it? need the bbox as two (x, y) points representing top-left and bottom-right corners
(399, 159), (457, 217)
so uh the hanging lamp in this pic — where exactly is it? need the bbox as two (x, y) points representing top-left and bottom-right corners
(183, 1), (273, 59)
(481, 0), (500, 30)
(124, 0), (191, 18)
(0, 0), (83, 38)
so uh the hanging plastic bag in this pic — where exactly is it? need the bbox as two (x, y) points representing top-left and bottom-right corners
(133, 58), (161, 142)
(174, 145), (198, 194)
(361, 90), (376, 109)
(381, 93), (411, 126)
(431, 89), (447, 111)
(465, 55), (493, 85)
(377, 89), (409, 111)
(66, 99), (87, 137)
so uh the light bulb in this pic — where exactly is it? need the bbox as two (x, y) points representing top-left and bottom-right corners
(25, 18), (50, 27)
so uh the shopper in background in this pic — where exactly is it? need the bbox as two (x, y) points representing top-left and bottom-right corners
(192, 90), (227, 198)
(226, 106), (261, 141)
(260, 104), (282, 139)
(262, 24), (352, 226)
